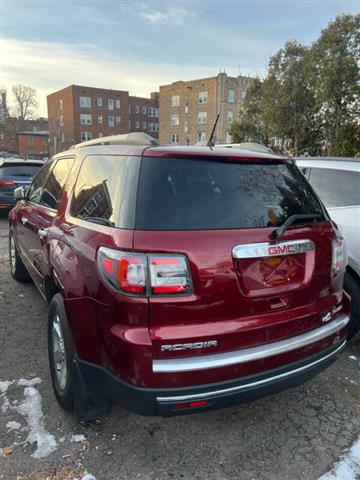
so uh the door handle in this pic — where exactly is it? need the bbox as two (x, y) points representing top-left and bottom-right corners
(21, 217), (28, 225)
(37, 229), (48, 239)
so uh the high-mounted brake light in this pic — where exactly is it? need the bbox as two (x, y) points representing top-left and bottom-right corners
(0, 180), (16, 187)
(331, 236), (347, 276)
(97, 247), (192, 296)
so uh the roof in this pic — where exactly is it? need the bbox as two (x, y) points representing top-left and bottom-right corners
(0, 158), (45, 167)
(17, 130), (49, 136)
(295, 157), (360, 173)
(58, 143), (291, 163)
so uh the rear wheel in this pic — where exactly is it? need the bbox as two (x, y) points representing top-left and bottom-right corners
(344, 272), (360, 340)
(48, 294), (74, 410)
(9, 231), (30, 282)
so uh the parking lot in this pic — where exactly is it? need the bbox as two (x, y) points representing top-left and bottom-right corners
(0, 212), (360, 480)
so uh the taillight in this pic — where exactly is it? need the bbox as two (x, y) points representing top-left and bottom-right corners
(0, 180), (16, 187)
(149, 255), (192, 294)
(331, 236), (347, 275)
(97, 247), (192, 296)
(97, 247), (146, 295)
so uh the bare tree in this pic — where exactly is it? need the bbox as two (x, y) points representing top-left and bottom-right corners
(0, 88), (10, 122)
(12, 84), (38, 119)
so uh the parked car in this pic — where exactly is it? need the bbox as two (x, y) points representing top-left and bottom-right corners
(296, 157), (360, 339)
(8, 133), (350, 421)
(0, 158), (44, 210)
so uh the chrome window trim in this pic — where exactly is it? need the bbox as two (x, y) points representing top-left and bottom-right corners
(232, 239), (315, 259)
(156, 340), (346, 403)
(153, 314), (349, 373)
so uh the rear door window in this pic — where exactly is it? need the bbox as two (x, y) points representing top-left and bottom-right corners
(136, 157), (324, 230)
(27, 162), (54, 205)
(308, 168), (360, 208)
(40, 157), (74, 210)
(71, 155), (141, 228)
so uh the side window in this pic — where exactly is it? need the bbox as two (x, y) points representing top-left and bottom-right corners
(27, 162), (53, 205)
(71, 155), (141, 228)
(308, 168), (360, 208)
(40, 157), (74, 210)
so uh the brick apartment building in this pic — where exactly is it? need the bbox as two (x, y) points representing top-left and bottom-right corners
(47, 85), (159, 155)
(159, 72), (253, 145)
(0, 117), (49, 157)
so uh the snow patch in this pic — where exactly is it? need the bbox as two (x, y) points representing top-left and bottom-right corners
(15, 385), (57, 458)
(70, 434), (86, 443)
(319, 436), (360, 480)
(6, 420), (21, 431)
(348, 355), (358, 361)
(0, 380), (13, 394)
(81, 475), (96, 480)
(18, 377), (41, 387)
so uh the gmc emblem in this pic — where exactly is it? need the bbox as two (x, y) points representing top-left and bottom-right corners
(233, 239), (315, 259)
(268, 245), (296, 255)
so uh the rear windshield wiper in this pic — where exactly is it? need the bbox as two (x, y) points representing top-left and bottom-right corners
(82, 216), (114, 227)
(271, 213), (324, 239)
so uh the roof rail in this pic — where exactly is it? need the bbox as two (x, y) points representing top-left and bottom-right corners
(72, 132), (159, 149)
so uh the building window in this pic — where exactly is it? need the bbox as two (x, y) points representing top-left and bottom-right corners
(197, 132), (206, 142)
(142, 106), (147, 114)
(81, 131), (92, 141)
(184, 121), (188, 133)
(135, 105), (140, 114)
(184, 102), (189, 114)
(98, 115), (103, 124)
(148, 107), (154, 116)
(240, 91), (246, 103)
(129, 106), (131, 114)
(97, 97), (103, 107)
(171, 95), (180, 107)
(171, 133), (179, 144)
(186, 137), (190, 145)
(142, 121), (146, 129)
(61, 132), (65, 143)
(135, 121), (140, 129)
(155, 123), (159, 131)
(115, 99), (121, 109)
(108, 99), (114, 110)
(227, 110), (234, 124)
(148, 122), (154, 131)
(228, 89), (235, 103)
(59, 99), (63, 110)
(80, 96), (91, 108)
(198, 91), (208, 104)
(60, 115), (64, 127)
(80, 113), (92, 125)
(108, 116), (114, 127)
(43, 137), (48, 146)
(197, 112), (207, 124)
(171, 113), (179, 126)
(116, 116), (121, 124)
(155, 108), (159, 117)
(28, 136), (34, 146)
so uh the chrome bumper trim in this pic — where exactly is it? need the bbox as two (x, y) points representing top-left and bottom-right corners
(156, 340), (346, 403)
(153, 313), (349, 373)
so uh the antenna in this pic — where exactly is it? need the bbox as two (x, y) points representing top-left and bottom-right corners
(207, 113), (220, 147)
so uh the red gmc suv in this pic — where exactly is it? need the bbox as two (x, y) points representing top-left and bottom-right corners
(8, 133), (350, 420)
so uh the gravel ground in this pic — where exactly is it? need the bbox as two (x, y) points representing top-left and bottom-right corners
(0, 212), (360, 480)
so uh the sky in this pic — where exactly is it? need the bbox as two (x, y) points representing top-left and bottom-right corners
(0, 0), (359, 116)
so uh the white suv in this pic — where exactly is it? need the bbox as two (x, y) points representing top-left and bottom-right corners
(296, 157), (360, 338)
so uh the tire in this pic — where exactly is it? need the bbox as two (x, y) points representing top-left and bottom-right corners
(344, 272), (360, 340)
(48, 293), (74, 410)
(9, 230), (31, 282)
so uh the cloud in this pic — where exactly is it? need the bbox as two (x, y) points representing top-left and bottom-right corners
(139, 4), (195, 26)
(0, 38), (216, 117)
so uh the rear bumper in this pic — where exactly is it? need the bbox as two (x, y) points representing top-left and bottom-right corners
(75, 338), (347, 417)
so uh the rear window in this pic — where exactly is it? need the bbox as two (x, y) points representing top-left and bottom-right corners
(0, 164), (42, 177)
(308, 168), (360, 208)
(136, 157), (324, 230)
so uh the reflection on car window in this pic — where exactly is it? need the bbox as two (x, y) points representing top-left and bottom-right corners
(40, 158), (74, 210)
(71, 155), (141, 228)
(309, 168), (360, 208)
(27, 162), (53, 205)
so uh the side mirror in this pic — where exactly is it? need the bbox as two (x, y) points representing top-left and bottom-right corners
(14, 186), (26, 201)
